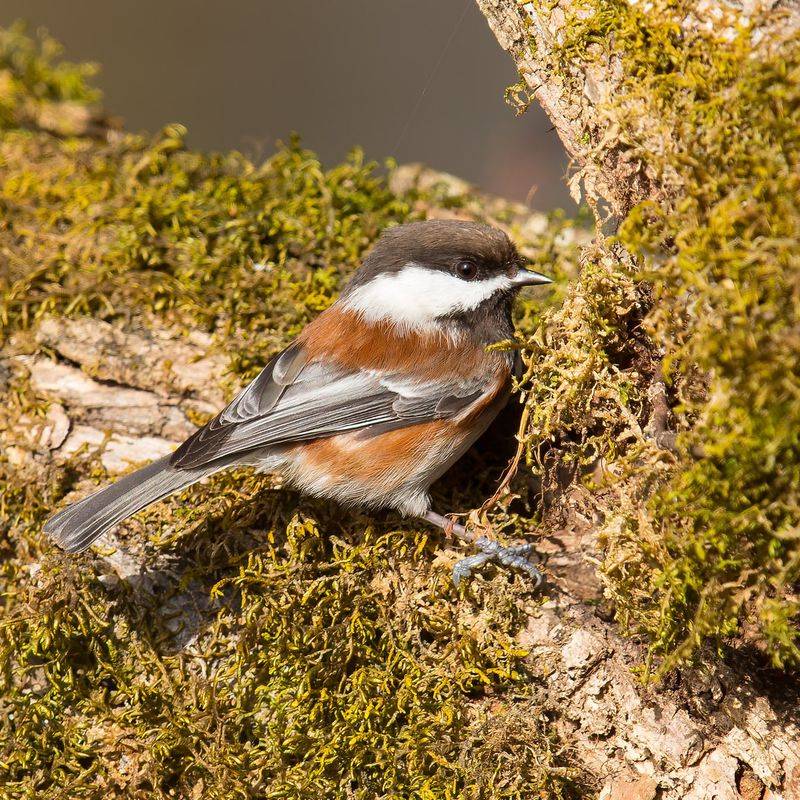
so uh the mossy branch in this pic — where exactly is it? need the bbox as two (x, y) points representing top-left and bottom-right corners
(0, 23), (588, 800)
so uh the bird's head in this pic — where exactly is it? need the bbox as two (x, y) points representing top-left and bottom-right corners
(340, 219), (552, 337)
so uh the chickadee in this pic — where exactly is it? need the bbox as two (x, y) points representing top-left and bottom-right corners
(45, 220), (552, 583)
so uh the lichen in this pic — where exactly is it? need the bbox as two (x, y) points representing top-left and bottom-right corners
(0, 24), (586, 799)
(513, 0), (800, 671)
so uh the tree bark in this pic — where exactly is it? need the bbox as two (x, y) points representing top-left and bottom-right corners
(473, 1), (800, 798)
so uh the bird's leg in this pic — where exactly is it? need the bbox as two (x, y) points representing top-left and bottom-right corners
(422, 511), (542, 587)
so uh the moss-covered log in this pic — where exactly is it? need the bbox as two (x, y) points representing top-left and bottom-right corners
(0, 23), (594, 800)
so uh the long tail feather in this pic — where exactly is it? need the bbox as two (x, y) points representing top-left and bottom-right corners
(44, 455), (218, 553)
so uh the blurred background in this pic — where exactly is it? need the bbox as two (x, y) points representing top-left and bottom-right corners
(1, 0), (572, 210)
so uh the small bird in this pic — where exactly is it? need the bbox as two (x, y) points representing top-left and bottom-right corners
(44, 220), (552, 583)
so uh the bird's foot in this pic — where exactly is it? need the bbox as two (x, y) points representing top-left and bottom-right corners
(452, 535), (542, 587)
(421, 511), (542, 587)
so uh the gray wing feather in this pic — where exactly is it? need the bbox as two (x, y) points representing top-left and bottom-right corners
(171, 345), (492, 470)
(219, 343), (307, 423)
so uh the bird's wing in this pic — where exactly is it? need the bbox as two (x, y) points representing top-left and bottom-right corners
(169, 343), (495, 470)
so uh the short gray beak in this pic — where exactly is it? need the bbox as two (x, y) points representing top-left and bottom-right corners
(511, 267), (553, 287)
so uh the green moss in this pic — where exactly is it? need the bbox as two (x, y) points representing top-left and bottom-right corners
(514, 0), (800, 670)
(0, 21), (100, 132)
(0, 124), (414, 381)
(1, 474), (582, 798)
(0, 24), (586, 800)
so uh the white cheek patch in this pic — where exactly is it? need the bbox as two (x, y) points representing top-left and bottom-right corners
(341, 264), (512, 332)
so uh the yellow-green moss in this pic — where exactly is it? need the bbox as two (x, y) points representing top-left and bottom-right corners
(2, 472), (584, 798)
(0, 122), (415, 381)
(0, 25), (586, 800)
(0, 20), (100, 132)
(516, 0), (800, 671)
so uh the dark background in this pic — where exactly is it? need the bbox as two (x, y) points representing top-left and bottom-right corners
(2, 0), (572, 210)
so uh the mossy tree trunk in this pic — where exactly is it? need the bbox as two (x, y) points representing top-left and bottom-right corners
(471, 1), (800, 798)
(478, 0), (799, 216)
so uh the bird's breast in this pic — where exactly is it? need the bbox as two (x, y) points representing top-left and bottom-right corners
(296, 305), (507, 381)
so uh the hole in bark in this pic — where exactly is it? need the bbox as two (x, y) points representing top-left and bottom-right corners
(735, 762), (765, 800)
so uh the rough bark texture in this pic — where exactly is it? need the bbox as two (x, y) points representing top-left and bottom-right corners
(473, 0), (800, 797)
(531, 522), (800, 800)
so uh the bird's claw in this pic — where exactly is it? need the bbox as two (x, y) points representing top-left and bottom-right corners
(452, 535), (542, 587)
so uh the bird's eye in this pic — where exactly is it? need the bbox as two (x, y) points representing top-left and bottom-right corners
(455, 260), (478, 281)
